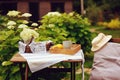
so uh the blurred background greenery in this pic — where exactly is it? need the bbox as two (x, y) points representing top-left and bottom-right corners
(0, 0), (120, 80)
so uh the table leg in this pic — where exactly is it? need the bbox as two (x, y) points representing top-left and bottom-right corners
(71, 62), (75, 80)
(19, 63), (25, 80)
(25, 63), (29, 80)
(19, 63), (29, 80)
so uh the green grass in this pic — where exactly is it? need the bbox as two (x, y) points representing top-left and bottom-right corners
(76, 73), (90, 80)
(91, 26), (120, 38)
(63, 72), (90, 80)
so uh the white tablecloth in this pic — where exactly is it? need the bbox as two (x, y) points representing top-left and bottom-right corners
(19, 50), (84, 73)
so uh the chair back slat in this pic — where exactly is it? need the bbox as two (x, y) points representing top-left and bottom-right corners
(110, 38), (120, 43)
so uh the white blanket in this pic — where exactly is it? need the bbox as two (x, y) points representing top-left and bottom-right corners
(19, 50), (84, 73)
(89, 42), (120, 80)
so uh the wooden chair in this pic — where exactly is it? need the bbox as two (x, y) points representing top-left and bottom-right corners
(89, 38), (120, 80)
(109, 38), (120, 43)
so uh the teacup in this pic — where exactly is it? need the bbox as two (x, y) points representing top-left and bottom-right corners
(63, 41), (72, 49)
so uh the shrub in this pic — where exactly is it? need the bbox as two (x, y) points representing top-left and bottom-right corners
(38, 12), (92, 53)
(0, 10), (38, 80)
(97, 18), (120, 29)
(107, 18), (120, 29)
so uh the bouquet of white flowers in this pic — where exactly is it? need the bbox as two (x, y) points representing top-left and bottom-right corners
(19, 28), (39, 53)
(19, 28), (52, 53)
(20, 28), (39, 44)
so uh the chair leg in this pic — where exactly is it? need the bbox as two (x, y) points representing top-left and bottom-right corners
(71, 62), (75, 80)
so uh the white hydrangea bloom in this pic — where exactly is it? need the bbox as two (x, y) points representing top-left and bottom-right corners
(18, 24), (28, 28)
(20, 28), (39, 43)
(34, 28), (38, 30)
(22, 13), (32, 17)
(7, 21), (16, 26)
(7, 25), (15, 29)
(47, 12), (61, 16)
(31, 23), (38, 27)
(22, 20), (29, 24)
(68, 12), (74, 16)
(38, 25), (42, 29)
(48, 24), (55, 27)
(7, 10), (20, 17)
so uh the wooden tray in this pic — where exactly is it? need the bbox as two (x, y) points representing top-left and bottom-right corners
(49, 44), (81, 55)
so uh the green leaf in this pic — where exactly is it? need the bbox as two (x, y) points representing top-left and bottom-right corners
(2, 61), (13, 66)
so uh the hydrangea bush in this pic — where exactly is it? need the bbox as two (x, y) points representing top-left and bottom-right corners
(36, 12), (93, 79)
(38, 12), (92, 52)
(0, 10), (39, 80)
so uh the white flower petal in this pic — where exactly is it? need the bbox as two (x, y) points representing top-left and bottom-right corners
(7, 10), (20, 17)
(7, 25), (15, 29)
(22, 13), (32, 17)
(31, 23), (38, 26)
(7, 21), (16, 26)
(47, 12), (61, 16)
(20, 28), (39, 43)
(18, 24), (28, 28)
(22, 20), (29, 24)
